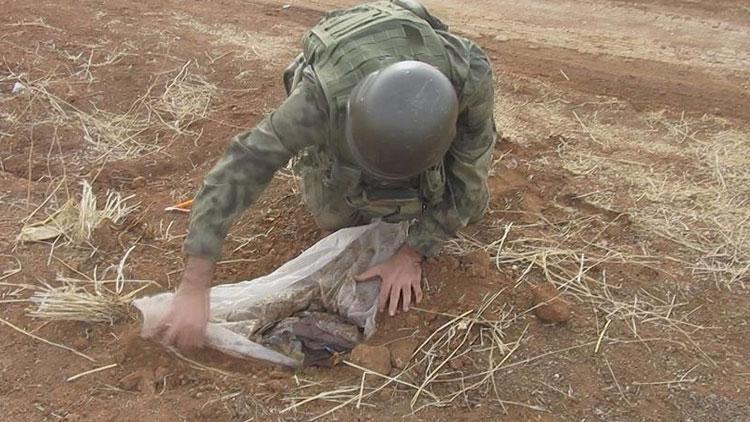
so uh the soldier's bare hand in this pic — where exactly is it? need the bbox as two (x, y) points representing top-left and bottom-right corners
(355, 245), (424, 316)
(146, 257), (214, 351)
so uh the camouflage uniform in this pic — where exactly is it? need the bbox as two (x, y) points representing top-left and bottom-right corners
(183, 1), (496, 260)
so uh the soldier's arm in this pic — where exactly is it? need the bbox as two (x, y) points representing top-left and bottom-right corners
(406, 43), (496, 257)
(183, 71), (328, 260)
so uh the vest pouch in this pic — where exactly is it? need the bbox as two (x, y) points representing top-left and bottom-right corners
(347, 186), (423, 222)
(294, 148), (363, 191)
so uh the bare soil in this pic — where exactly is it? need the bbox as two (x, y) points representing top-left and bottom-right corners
(1, 0), (748, 421)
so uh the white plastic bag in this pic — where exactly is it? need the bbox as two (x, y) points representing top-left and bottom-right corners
(134, 221), (406, 367)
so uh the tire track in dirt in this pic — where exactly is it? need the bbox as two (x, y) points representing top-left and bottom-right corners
(483, 37), (750, 120)
(434, 1), (750, 120)
(428, 0), (750, 71)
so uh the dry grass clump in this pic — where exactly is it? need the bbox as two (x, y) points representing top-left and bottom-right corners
(281, 292), (531, 419)
(74, 180), (138, 241)
(81, 106), (154, 160)
(558, 112), (749, 289)
(493, 84), (748, 292)
(151, 61), (217, 133)
(30, 279), (134, 323)
(29, 246), (155, 324)
(449, 222), (711, 359)
(18, 180), (137, 245)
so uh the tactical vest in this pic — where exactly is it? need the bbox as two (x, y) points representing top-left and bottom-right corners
(299, 1), (455, 222)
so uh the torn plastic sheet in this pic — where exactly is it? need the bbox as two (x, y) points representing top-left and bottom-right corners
(134, 221), (406, 367)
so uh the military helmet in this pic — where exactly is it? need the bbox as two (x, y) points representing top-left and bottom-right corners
(346, 61), (459, 181)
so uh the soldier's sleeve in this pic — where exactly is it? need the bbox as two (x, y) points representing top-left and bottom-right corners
(183, 71), (328, 260)
(406, 43), (496, 257)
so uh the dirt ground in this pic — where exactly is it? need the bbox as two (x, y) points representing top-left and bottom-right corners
(1, 0), (749, 420)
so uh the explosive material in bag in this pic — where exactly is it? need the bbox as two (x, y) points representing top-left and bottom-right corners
(134, 221), (406, 367)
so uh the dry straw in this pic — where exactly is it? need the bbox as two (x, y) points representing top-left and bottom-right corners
(151, 60), (217, 134)
(5, 69), (157, 161)
(29, 246), (156, 324)
(283, 217), (712, 418)
(6, 63), (217, 161)
(559, 111), (749, 290)
(281, 291), (532, 419)
(18, 180), (137, 245)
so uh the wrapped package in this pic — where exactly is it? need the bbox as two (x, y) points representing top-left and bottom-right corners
(134, 221), (406, 367)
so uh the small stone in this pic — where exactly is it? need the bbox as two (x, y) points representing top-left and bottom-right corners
(531, 283), (571, 323)
(118, 371), (142, 391)
(349, 344), (392, 375)
(12, 82), (26, 94)
(389, 340), (418, 369)
(118, 369), (157, 394)
(71, 336), (89, 351)
(154, 366), (169, 380)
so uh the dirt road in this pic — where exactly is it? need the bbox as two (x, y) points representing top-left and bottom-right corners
(1, 0), (748, 420)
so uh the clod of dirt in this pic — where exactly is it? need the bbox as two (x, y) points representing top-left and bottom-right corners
(154, 366), (170, 381)
(118, 369), (156, 393)
(349, 344), (392, 375)
(71, 336), (90, 351)
(389, 339), (419, 369)
(461, 249), (491, 278)
(91, 218), (119, 251)
(531, 283), (571, 323)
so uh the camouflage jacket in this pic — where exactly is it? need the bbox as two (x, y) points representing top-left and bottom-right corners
(183, 3), (496, 260)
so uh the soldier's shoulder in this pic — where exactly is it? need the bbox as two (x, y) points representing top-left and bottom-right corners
(439, 31), (490, 77)
(440, 31), (488, 59)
